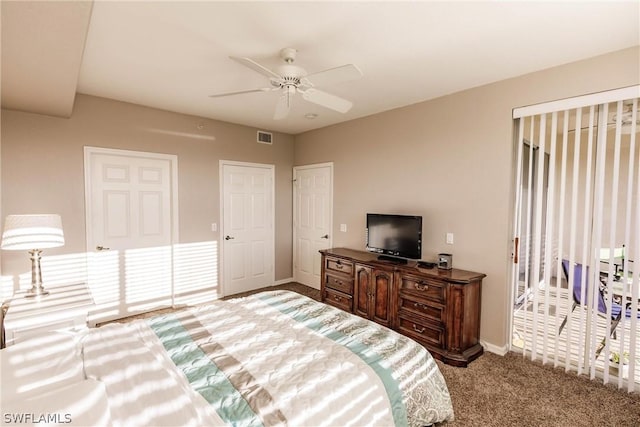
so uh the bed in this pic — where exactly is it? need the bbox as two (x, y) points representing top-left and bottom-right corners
(1, 290), (454, 426)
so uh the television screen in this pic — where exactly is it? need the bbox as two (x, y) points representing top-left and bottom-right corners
(366, 213), (422, 261)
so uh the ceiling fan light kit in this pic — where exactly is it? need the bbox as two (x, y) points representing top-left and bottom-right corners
(209, 48), (362, 120)
(610, 101), (639, 134)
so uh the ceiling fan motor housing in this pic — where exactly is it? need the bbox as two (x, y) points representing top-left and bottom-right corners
(277, 64), (306, 79)
(280, 47), (297, 63)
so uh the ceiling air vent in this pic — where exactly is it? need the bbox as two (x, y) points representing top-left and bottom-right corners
(257, 131), (273, 145)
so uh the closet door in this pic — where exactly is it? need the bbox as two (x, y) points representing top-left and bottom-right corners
(293, 163), (333, 289)
(220, 161), (275, 296)
(85, 147), (177, 324)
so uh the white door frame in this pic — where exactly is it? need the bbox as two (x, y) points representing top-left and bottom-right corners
(293, 162), (334, 287)
(219, 160), (275, 297)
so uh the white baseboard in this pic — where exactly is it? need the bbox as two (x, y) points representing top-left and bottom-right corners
(273, 278), (321, 290)
(481, 340), (509, 356)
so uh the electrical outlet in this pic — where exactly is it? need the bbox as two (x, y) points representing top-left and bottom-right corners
(340, 224), (347, 232)
(211, 223), (217, 232)
(446, 232), (454, 245)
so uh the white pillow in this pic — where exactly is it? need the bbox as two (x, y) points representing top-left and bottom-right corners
(1, 332), (84, 401)
(1, 379), (111, 427)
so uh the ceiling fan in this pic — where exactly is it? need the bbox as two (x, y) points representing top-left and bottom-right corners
(566, 100), (639, 134)
(209, 48), (362, 120)
(609, 100), (639, 134)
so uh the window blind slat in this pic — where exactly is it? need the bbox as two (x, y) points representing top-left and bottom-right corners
(627, 98), (639, 392)
(545, 111), (559, 367)
(577, 105), (596, 375)
(588, 102), (609, 380)
(532, 114), (547, 361)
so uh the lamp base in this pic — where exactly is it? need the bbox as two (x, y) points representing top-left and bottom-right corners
(25, 249), (49, 298)
(25, 286), (49, 298)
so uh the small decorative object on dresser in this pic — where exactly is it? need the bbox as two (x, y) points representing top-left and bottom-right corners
(438, 253), (453, 270)
(320, 247), (485, 367)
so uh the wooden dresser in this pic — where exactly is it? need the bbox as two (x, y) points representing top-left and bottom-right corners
(320, 248), (485, 367)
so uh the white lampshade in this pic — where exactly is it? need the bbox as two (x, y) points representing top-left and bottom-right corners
(1, 214), (65, 251)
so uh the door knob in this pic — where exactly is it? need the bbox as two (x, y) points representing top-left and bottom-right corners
(225, 235), (235, 240)
(96, 245), (111, 251)
(321, 234), (329, 239)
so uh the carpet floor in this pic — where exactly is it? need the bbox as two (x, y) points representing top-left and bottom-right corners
(437, 350), (639, 426)
(108, 282), (640, 426)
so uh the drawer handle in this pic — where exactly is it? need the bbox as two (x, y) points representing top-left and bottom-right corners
(333, 295), (342, 302)
(412, 324), (426, 333)
(335, 262), (344, 269)
(414, 282), (429, 291)
(413, 302), (428, 310)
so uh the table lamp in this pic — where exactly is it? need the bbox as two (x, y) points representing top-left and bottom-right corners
(1, 214), (65, 297)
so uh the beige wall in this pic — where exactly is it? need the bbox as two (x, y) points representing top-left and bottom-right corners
(1, 47), (638, 349)
(294, 46), (640, 350)
(1, 94), (295, 296)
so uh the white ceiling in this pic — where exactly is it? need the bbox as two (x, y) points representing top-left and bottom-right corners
(3, 1), (639, 135)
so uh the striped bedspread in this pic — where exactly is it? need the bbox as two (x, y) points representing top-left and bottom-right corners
(82, 290), (454, 426)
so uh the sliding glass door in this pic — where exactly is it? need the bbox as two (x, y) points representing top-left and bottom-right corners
(510, 87), (639, 392)
(514, 142), (549, 307)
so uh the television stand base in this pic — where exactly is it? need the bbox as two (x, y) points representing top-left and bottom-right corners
(377, 255), (408, 264)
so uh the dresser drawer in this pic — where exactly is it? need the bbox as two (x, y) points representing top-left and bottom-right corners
(399, 274), (445, 303)
(398, 295), (445, 323)
(323, 288), (353, 312)
(398, 314), (444, 348)
(325, 273), (354, 295)
(325, 256), (354, 276)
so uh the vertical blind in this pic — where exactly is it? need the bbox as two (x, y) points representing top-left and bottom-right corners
(511, 86), (639, 392)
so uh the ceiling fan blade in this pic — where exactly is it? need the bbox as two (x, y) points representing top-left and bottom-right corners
(230, 56), (281, 80)
(273, 89), (293, 120)
(304, 64), (362, 88)
(301, 88), (353, 113)
(209, 87), (274, 98)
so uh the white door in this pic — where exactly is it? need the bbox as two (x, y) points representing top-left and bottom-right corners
(293, 163), (333, 289)
(84, 147), (177, 323)
(221, 161), (274, 296)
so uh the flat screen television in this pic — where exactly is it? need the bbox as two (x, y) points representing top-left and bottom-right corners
(366, 213), (422, 263)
